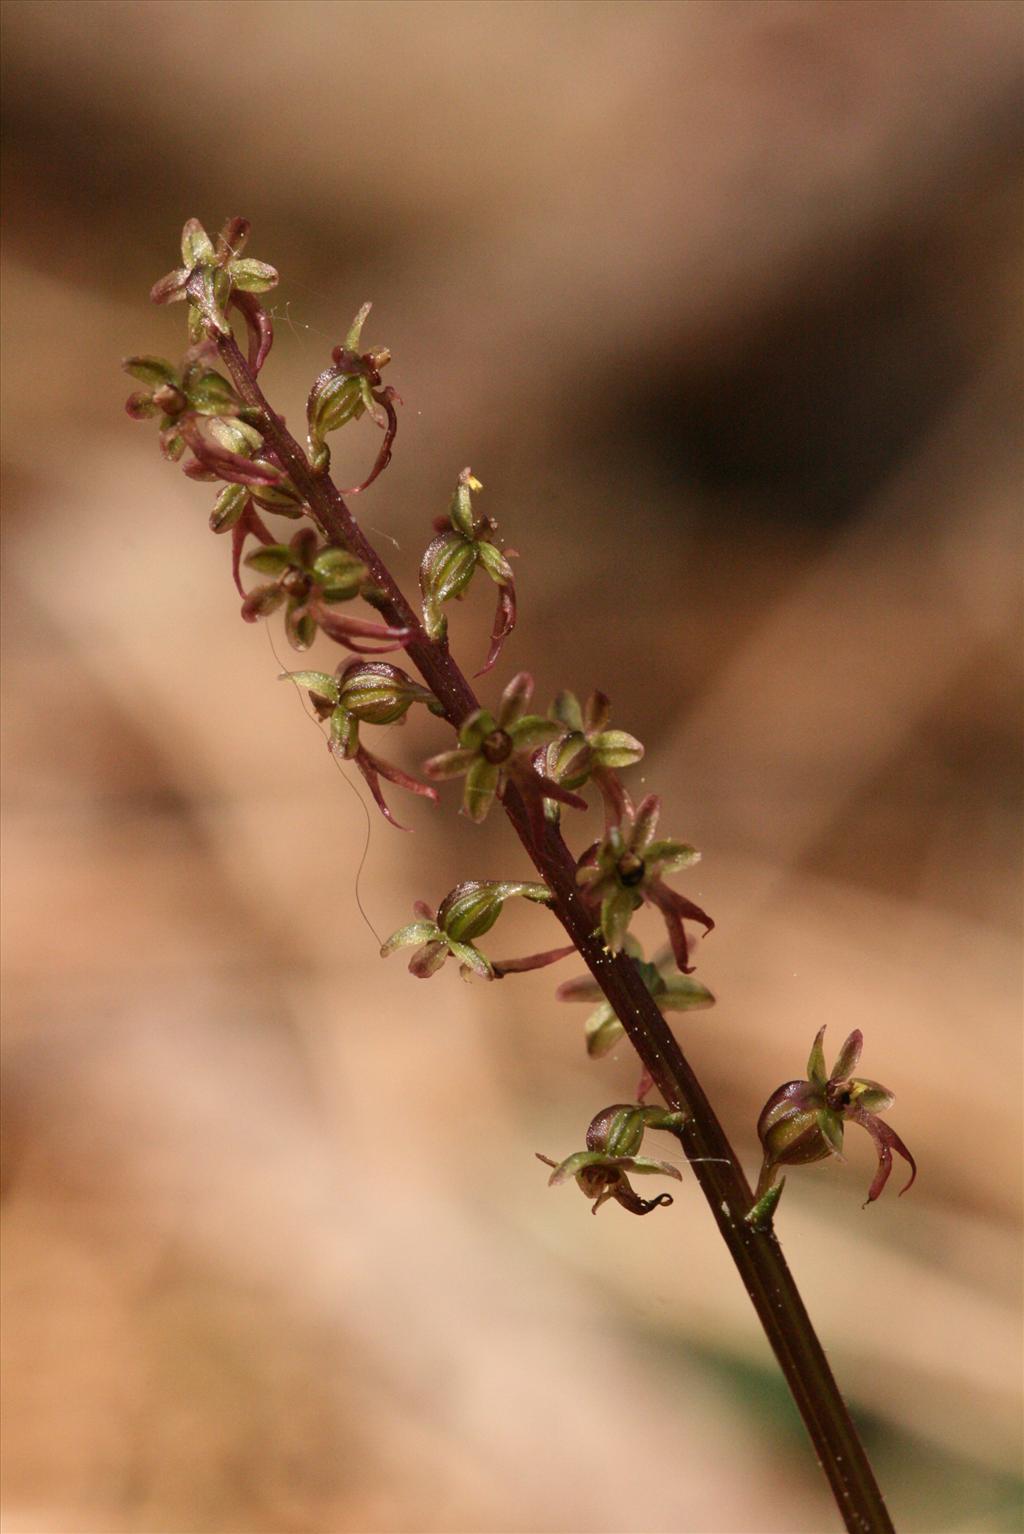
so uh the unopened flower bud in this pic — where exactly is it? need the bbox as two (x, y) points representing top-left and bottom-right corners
(436, 879), (550, 943)
(335, 660), (434, 725)
(757, 1081), (842, 1174)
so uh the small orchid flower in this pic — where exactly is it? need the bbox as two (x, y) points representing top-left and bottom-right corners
(242, 526), (413, 653)
(577, 794), (714, 971)
(282, 661), (438, 828)
(306, 303), (401, 493)
(423, 672), (585, 829)
(538, 1102), (688, 1216)
(151, 217), (278, 344)
(419, 469), (518, 675)
(748, 1027), (917, 1229)
(381, 880), (552, 979)
(540, 689), (644, 827)
(556, 935), (715, 1057)
(123, 349), (241, 463)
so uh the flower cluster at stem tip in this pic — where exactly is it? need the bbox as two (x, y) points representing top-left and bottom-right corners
(126, 216), (916, 1230)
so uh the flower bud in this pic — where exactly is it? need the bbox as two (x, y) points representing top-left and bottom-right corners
(586, 1104), (647, 1158)
(436, 879), (550, 943)
(335, 660), (434, 725)
(308, 371), (365, 446)
(757, 1081), (843, 1175)
(419, 532), (478, 639)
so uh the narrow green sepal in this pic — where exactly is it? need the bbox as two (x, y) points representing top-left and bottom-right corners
(181, 218), (215, 267)
(344, 302), (372, 352)
(280, 670), (340, 704)
(476, 540), (514, 585)
(244, 545), (294, 576)
(228, 258), (279, 292)
(380, 921), (441, 957)
(123, 355), (178, 388)
(186, 369), (237, 415)
(817, 1108), (845, 1156)
(585, 1006), (624, 1058)
(329, 707), (358, 755)
(591, 730), (644, 769)
(807, 1026), (828, 1089)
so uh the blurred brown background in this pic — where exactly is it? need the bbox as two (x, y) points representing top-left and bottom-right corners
(2, 3), (1022, 1532)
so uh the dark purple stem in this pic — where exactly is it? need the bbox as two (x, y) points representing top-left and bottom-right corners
(211, 323), (895, 1534)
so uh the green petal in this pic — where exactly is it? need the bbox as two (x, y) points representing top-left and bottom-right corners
(476, 540), (514, 586)
(659, 977), (715, 1012)
(831, 1030), (863, 1083)
(244, 545), (295, 575)
(807, 1026), (828, 1088)
(458, 709), (495, 749)
(497, 671), (533, 727)
(624, 1157), (682, 1180)
(644, 839), (700, 873)
(228, 258), (279, 292)
(462, 757), (500, 822)
(600, 888), (636, 952)
(550, 690), (584, 733)
(545, 1150), (615, 1186)
(186, 369), (237, 415)
(344, 302), (372, 352)
(122, 355), (178, 388)
(181, 217), (215, 267)
(446, 939), (493, 979)
(279, 670), (340, 704)
(848, 1079), (895, 1113)
(508, 716), (560, 751)
(631, 794), (661, 851)
(592, 730), (644, 768)
(816, 1108), (845, 1156)
(585, 1008), (625, 1058)
(380, 920), (441, 956)
(329, 707), (358, 757)
(423, 747), (476, 780)
(209, 416), (263, 454)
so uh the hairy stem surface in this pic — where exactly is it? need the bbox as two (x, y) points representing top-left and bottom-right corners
(216, 327), (894, 1534)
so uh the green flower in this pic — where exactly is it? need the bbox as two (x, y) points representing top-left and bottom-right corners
(556, 936), (714, 1057)
(242, 527), (413, 653)
(578, 793), (713, 971)
(281, 661), (438, 828)
(537, 1102), (688, 1216)
(151, 217), (278, 343)
(542, 689), (643, 826)
(748, 1028), (917, 1229)
(419, 469), (517, 676)
(381, 880), (552, 979)
(123, 349), (239, 462)
(424, 672), (584, 826)
(306, 303), (400, 493)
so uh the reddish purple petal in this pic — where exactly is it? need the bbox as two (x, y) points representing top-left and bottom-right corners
(594, 767), (633, 831)
(848, 1106), (917, 1204)
(231, 289), (274, 375)
(337, 386), (399, 495)
(314, 606), (414, 652)
(231, 504), (272, 596)
(149, 268), (189, 305)
(475, 578), (517, 678)
(491, 944), (576, 977)
(354, 745), (438, 830)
